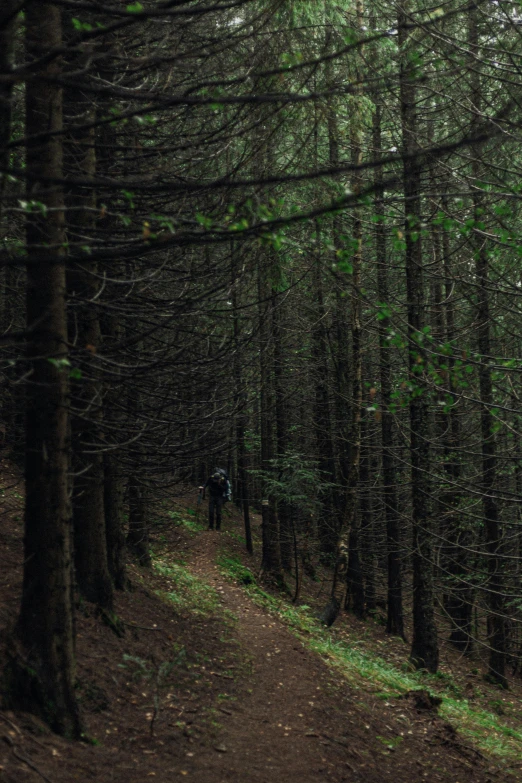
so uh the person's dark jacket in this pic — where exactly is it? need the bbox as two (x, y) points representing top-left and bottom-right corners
(204, 473), (227, 498)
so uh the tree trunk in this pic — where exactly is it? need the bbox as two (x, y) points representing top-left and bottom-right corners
(0, 1), (19, 222)
(320, 2), (364, 626)
(258, 250), (284, 584)
(325, 0), (350, 524)
(104, 446), (127, 589)
(468, 9), (506, 687)
(359, 413), (377, 615)
(439, 193), (474, 654)
(311, 89), (338, 558)
(102, 311), (127, 588)
(231, 243), (253, 555)
(63, 28), (113, 610)
(97, 104), (127, 588)
(127, 477), (152, 568)
(14, 1), (81, 737)
(344, 10), (365, 617)
(373, 100), (405, 638)
(273, 290), (292, 571)
(399, 5), (438, 672)
(310, 230), (338, 558)
(320, 221), (362, 626)
(0, 2), (22, 451)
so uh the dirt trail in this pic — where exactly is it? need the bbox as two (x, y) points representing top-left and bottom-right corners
(0, 489), (514, 783)
(187, 532), (344, 782)
(179, 531), (503, 783)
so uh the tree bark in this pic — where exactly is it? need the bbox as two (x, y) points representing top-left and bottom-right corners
(345, 27), (365, 617)
(231, 242), (253, 555)
(97, 104), (127, 588)
(399, 5), (438, 672)
(359, 420), (377, 614)
(468, 9), (506, 687)
(101, 306), (127, 588)
(127, 477), (152, 568)
(63, 28), (113, 610)
(258, 249), (284, 584)
(104, 444), (127, 588)
(439, 193), (474, 654)
(15, 1), (81, 737)
(0, 1), (19, 222)
(311, 87), (338, 558)
(373, 100), (405, 638)
(320, 1), (364, 626)
(0, 2), (22, 449)
(310, 229), (338, 558)
(272, 290), (292, 571)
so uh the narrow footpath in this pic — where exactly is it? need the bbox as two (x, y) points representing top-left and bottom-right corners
(0, 491), (515, 783)
(177, 530), (505, 783)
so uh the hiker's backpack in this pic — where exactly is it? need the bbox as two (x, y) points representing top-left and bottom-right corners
(214, 467), (232, 502)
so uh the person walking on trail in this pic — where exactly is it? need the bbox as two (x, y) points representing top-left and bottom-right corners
(202, 468), (231, 531)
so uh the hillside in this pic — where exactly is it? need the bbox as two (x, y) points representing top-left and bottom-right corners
(1, 463), (521, 783)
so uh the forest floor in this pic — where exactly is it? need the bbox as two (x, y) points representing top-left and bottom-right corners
(1, 459), (522, 782)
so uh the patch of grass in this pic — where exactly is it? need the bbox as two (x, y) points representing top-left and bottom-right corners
(377, 734), (403, 750)
(80, 734), (101, 746)
(154, 559), (220, 617)
(166, 508), (205, 534)
(217, 692), (236, 702)
(217, 555), (256, 586)
(224, 529), (246, 544)
(314, 632), (522, 762)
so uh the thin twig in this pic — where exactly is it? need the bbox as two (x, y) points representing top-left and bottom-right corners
(11, 746), (54, 783)
(121, 621), (163, 631)
(0, 714), (21, 736)
(2, 736), (54, 783)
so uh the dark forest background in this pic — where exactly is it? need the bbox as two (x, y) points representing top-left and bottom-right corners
(2, 0), (522, 736)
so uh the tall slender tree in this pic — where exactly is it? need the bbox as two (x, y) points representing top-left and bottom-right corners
(398, 2), (438, 672)
(14, 1), (81, 736)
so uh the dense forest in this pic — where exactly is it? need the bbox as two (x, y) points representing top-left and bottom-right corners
(2, 0), (522, 739)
